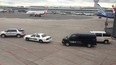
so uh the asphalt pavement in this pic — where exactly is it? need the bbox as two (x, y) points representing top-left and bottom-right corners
(0, 13), (115, 65)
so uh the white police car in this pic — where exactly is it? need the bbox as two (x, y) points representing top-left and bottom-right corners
(24, 33), (52, 43)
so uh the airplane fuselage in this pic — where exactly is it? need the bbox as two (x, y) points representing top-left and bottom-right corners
(96, 11), (114, 18)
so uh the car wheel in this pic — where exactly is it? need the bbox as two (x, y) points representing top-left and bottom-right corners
(104, 40), (109, 44)
(26, 38), (29, 41)
(17, 34), (21, 38)
(39, 40), (43, 43)
(65, 43), (70, 46)
(1, 34), (6, 38)
(87, 44), (92, 48)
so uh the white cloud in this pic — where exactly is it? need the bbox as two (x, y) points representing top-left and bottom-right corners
(0, 0), (115, 7)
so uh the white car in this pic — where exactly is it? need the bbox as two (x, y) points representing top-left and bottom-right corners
(90, 31), (111, 44)
(0, 28), (25, 38)
(24, 33), (52, 43)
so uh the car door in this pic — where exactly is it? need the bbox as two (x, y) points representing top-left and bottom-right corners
(69, 34), (77, 44)
(76, 36), (83, 44)
(5, 30), (11, 36)
(35, 35), (41, 41)
(96, 33), (103, 42)
(29, 34), (37, 41)
(6, 30), (17, 36)
(103, 33), (111, 40)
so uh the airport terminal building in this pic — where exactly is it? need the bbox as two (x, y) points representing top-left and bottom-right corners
(0, 6), (112, 14)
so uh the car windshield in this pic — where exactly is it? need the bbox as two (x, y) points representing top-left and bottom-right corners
(41, 34), (47, 37)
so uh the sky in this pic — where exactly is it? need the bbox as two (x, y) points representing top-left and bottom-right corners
(0, 0), (116, 8)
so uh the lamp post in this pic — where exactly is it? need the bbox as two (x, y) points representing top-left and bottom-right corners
(112, 6), (116, 38)
(105, 17), (108, 31)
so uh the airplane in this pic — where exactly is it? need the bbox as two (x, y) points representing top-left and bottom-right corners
(26, 7), (48, 17)
(94, 0), (116, 18)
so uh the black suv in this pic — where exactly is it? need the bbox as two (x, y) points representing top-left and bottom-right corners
(62, 33), (97, 48)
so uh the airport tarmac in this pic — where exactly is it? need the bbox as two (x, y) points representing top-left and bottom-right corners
(0, 13), (115, 65)
(0, 13), (92, 20)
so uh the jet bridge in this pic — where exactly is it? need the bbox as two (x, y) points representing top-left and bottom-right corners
(112, 12), (116, 38)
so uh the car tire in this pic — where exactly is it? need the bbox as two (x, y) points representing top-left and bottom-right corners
(65, 43), (70, 46)
(26, 38), (29, 41)
(104, 40), (109, 44)
(39, 40), (43, 43)
(1, 34), (6, 38)
(87, 44), (92, 48)
(17, 34), (21, 38)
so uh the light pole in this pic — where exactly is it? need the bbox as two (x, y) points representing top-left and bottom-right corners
(112, 10), (116, 38)
(105, 17), (108, 30)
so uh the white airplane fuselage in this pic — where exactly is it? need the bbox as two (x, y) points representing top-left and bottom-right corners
(26, 7), (48, 17)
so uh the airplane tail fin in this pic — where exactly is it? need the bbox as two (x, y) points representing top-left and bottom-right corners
(96, 4), (106, 16)
(44, 7), (48, 14)
(94, 0), (106, 16)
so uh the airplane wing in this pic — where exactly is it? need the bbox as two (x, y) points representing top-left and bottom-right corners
(94, 0), (114, 18)
(95, 4), (107, 16)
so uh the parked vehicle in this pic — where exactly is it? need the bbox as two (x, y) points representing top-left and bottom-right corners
(90, 31), (111, 44)
(0, 28), (25, 38)
(62, 33), (97, 48)
(24, 33), (52, 43)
